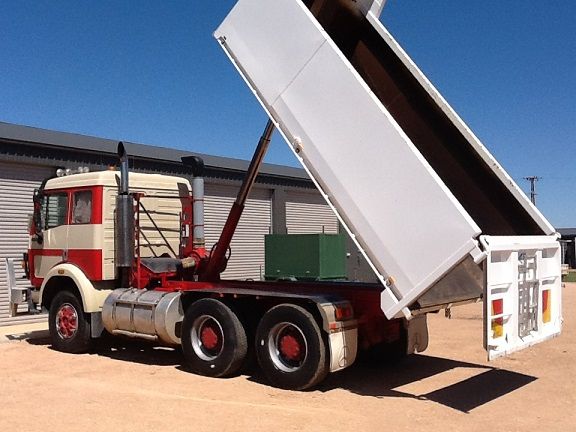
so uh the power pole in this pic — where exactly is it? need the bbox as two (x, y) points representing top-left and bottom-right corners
(524, 176), (541, 205)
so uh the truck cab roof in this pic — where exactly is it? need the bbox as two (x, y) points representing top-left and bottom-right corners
(44, 170), (191, 191)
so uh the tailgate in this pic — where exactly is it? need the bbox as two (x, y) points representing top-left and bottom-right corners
(215, 0), (484, 319)
(483, 236), (562, 360)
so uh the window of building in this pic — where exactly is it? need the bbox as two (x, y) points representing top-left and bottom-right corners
(72, 190), (92, 224)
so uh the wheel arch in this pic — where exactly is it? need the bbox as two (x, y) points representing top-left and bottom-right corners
(40, 263), (112, 313)
(41, 276), (81, 311)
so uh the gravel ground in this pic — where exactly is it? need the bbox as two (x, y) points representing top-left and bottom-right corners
(0, 284), (574, 432)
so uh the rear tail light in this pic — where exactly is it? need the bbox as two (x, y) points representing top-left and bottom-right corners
(334, 303), (353, 321)
(491, 298), (504, 338)
(542, 290), (551, 324)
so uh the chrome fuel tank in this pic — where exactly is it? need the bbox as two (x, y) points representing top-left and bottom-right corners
(102, 288), (183, 345)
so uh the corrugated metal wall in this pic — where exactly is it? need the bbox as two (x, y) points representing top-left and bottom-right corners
(286, 190), (338, 234)
(205, 183), (272, 280)
(0, 159), (333, 326)
(0, 161), (54, 326)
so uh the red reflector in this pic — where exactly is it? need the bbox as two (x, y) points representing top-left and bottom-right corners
(492, 299), (503, 316)
(335, 304), (353, 321)
(491, 299), (504, 338)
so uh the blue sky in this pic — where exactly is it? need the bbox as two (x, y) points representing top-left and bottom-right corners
(0, 1), (574, 226)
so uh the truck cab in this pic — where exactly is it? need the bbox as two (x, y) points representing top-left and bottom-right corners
(27, 169), (193, 323)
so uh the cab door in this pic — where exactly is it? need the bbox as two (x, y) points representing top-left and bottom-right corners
(30, 191), (69, 285)
(66, 188), (103, 281)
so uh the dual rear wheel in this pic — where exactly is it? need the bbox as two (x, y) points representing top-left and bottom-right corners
(181, 300), (328, 390)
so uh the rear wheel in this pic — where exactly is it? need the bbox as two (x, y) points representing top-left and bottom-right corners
(48, 291), (92, 353)
(256, 304), (329, 390)
(181, 298), (247, 378)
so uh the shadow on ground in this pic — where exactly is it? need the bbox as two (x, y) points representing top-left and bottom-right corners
(6, 330), (50, 343)
(26, 333), (183, 367)
(24, 335), (536, 412)
(316, 354), (537, 412)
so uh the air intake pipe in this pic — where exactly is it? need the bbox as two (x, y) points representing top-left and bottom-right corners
(182, 155), (206, 253)
(192, 176), (205, 250)
(116, 142), (135, 287)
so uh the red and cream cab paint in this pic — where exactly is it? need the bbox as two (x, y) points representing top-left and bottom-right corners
(29, 169), (192, 311)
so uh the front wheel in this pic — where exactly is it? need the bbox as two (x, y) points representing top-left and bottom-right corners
(256, 304), (329, 390)
(48, 291), (92, 353)
(181, 298), (248, 378)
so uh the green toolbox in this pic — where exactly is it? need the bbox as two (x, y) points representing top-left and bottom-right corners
(264, 233), (346, 281)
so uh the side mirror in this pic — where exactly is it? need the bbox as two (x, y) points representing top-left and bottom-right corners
(32, 189), (44, 244)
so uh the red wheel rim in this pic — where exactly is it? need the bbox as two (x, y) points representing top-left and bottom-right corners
(56, 303), (78, 339)
(200, 324), (220, 350)
(279, 333), (304, 361)
(269, 323), (308, 372)
(191, 315), (224, 361)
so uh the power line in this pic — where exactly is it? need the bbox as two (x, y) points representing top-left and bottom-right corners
(524, 176), (541, 205)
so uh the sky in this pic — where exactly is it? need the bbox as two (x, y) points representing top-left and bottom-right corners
(0, 1), (575, 226)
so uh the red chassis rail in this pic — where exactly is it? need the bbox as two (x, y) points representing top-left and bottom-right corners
(160, 279), (402, 350)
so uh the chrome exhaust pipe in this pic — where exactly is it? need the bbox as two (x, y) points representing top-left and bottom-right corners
(116, 142), (134, 287)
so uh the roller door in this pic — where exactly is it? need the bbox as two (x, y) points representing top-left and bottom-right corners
(204, 183), (271, 280)
(0, 161), (54, 326)
(286, 190), (338, 234)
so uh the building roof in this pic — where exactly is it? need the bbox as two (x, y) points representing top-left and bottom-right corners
(557, 228), (576, 238)
(0, 121), (312, 187)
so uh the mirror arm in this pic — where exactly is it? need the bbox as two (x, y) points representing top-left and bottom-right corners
(32, 192), (44, 244)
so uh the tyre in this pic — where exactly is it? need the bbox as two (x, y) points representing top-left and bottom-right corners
(255, 304), (329, 390)
(48, 291), (92, 354)
(181, 298), (248, 378)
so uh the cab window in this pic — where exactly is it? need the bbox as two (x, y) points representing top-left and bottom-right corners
(72, 190), (92, 224)
(42, 193), (68, 229)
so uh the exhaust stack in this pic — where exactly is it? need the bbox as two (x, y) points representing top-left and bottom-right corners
(116, 142), (135, 287)
(182, 155), (206, 253)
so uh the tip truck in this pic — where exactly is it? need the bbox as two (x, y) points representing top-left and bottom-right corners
(9, 0), (562, 390)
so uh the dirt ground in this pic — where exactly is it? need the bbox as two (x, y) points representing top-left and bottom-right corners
(1, 285), (574, 432)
